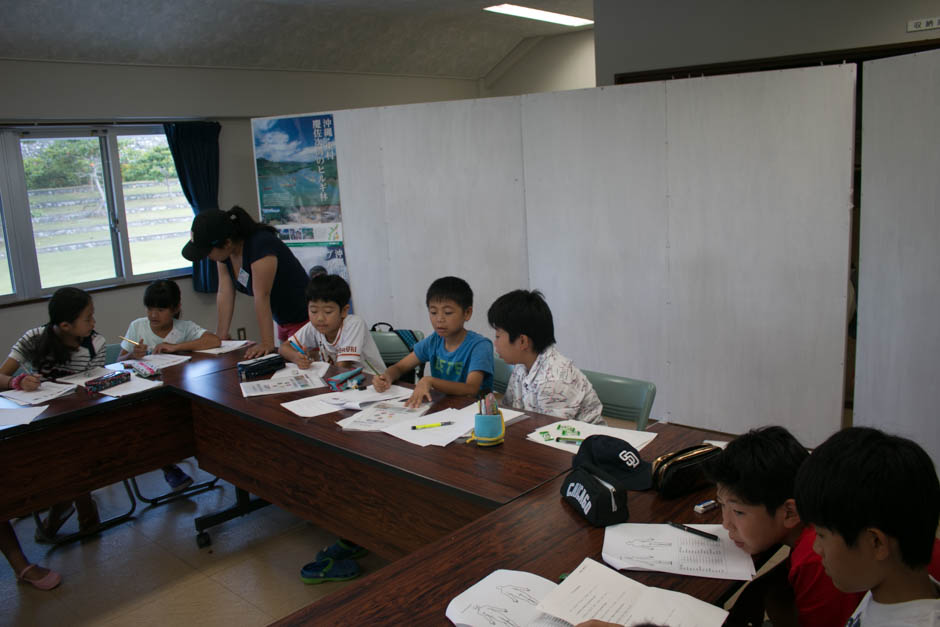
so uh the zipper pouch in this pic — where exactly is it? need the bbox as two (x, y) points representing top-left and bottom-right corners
(651, 444), (721, 499)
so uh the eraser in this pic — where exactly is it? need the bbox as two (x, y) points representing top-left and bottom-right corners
(694, 499), (718, 514)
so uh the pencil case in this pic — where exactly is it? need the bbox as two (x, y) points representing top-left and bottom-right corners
(129, 361), (160, 378)
(237, 354), (286, 380)
(325, 367), (364, 391)
(651, 444), (721, 499)
(85, 370), (131, 393)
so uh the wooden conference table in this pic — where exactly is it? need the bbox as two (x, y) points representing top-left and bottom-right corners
(0, 350), (735, 624)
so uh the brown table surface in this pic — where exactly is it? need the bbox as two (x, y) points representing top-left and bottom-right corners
(276, 422), (734, 626)
(0, 354), (741, 624)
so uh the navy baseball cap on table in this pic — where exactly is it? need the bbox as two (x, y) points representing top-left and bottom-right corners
(181, 209), (235, 262)
(573, 435), (653, 491)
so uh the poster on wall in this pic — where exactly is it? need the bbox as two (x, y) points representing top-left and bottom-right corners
(251, 113), (350, 281)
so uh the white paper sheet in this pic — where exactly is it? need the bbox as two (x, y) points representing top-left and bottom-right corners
(0, 382), (77, 406)
(271, 362), (329, 380)
(602, 523), (756, 581)
(318, 385), (412, 410)
(195, 340), (253, 354)
(56, 366), (115, 386)
(527, 419), (658, 453)
(536, 558), (728, 627)
(445, 569), (567, 627)
(703, 439), (730, 449)
(337, 400), (429, 431)
(240, 372), (325, 397)
(281, 395), (344, 418)
(0, 405), (48, 429)
(140, 353), (191, 369)
(99, 374), (165, 397)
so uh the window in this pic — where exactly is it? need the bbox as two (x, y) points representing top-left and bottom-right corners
(0, 125), (190, 302)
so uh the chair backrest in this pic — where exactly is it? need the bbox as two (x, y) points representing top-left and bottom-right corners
(581, 369), (656, 431)
(370, 330), (424, 366)
(105, 343), (122, 364)
(492, 355), (512, 395)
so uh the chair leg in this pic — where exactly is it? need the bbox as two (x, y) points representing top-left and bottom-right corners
(130, 475), (221, 507)
(33, 480), (137, 546)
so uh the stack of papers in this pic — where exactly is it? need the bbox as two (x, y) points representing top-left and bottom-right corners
(0, 405), (48, 430)
(446, 557), (728, 627)
(240, 372), (325, 397)
(0, 382), (77, 406)
(527, 419), (657, 453)
(381, 403), (526, 448)
(602, 523), (755, 580)
(195, 340), (253, 354)
(337, 401), (429, 431)
(137, 353), (191, 369)
(317, 385), (412, 410)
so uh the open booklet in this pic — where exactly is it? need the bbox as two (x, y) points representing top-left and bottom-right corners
(447, 557), (728, 627)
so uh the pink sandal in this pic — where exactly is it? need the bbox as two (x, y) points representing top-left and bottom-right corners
(17, 564), (62, 590)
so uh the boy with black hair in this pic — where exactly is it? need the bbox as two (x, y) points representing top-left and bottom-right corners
(707, 426), (864, 627)
(374, 276), (493, 408)
(280, 274), (383, 374)
(487, 289), (602, 424)
(794, 427), (940, 625)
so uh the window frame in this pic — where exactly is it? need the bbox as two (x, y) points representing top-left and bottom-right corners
(0, 124), (191, 305)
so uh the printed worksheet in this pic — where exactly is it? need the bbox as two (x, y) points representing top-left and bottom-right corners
(446, 569), (568, 627)
(140, 353), (191, 369)
(0, 382), (77, 406)
(240, 372), (325, 397)
(195, 340), (253, 354)
(526, 420), (657, 454)
(337, 401), (429, 431)
(536, 558), (728, 627)
(318, 385), (411, 410)
(602, 523), (756, 580)
(281, 395), (342, 418)
(270, 362), (329, 380)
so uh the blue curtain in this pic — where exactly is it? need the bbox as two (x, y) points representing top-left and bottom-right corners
(164, 121), (222, 293)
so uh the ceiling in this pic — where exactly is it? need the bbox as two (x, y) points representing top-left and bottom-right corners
(0, 0), (594, 79)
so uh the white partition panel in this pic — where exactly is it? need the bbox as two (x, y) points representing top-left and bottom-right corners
(334, 108), (393, 326)
(378, 97), (529, 334)
(856, 49), (940, 465)
(664, 67), (855, 444)
(521, 85), (669, 388)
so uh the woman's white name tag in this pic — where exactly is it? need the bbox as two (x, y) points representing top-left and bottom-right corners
(237, 268), (250, 288)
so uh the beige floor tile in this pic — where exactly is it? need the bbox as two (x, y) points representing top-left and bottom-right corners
(50, 535), (198, 624)
(209, 524), (388, 618)
(88, 572), (272, 627)
(0, 577), (72, 627)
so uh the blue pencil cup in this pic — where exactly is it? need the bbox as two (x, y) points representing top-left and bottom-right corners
(468, 411), (505, 447)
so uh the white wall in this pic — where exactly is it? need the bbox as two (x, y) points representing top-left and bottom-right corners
(594, 0), (940, 85)
(482, 29), (595, 97)
(0, 58), (481, 348)
(854, 49), (940, 465)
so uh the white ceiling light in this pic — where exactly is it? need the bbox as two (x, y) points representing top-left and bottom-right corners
(483, 4), (593, 27)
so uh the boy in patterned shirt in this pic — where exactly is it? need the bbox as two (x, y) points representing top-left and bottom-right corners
(487, 289), (602, 424)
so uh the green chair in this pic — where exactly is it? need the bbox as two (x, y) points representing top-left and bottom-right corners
(370, 329), (425, 383)
(581, 369), (656, 431)
(492, 355), (512, 395)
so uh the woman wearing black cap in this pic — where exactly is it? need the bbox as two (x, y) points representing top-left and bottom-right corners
(182, 206), (309, 358)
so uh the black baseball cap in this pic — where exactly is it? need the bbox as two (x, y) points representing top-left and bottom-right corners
(181, 209), (235, 261)
(574, 435), (653, 491)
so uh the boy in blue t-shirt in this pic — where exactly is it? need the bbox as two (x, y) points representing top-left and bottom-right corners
(373, 276), (493, 407)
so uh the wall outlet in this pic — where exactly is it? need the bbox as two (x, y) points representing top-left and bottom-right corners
(907, 17), (940, 32)
(237, 327), (247, 340)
